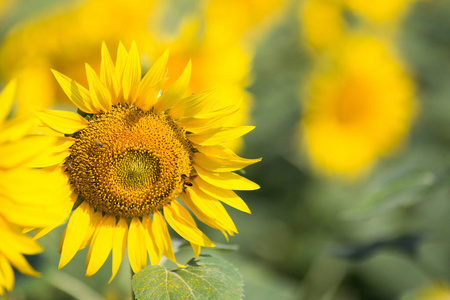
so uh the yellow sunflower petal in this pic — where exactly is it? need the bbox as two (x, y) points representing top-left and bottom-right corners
(197, 144), (253, 160)
(195, 176), (251, 213)
(3, 250), (39, 278)
(122, 41), (141, 105)
(85, 63), (112, 112)
(188, 126), (255, 146)
(180, 193), (230, 241)
(1, 220), (42, 255)
(85, 215), (115, 277)
(115, 42), (128, 82)
(0, 135), (61, 169)
(79, 211), (103, 250)
(194, 164), (260, 190)
(34, 190), (75, 240)
(163, 201), (214, 247)
(169, 90), (216, 120)
(24, 136), (73, 168)
(154, 61), (191, 113)
(0, 116), (38, 143)
(51, 69), (96, 114)
(152, 212), (184, 268)
(0, 80), (16, 125)
(194, 151), (261, 172)
(127, 218), (147, 274)
(176, 100), (241, 133)
(136, 49), (169, 110)
(0, 223), (41, 278)
(0, 169), (71, 228)
(142, 216), (160, 265)
(184, 185), (237, 233)
(59, 201), (92, 269)
(26, 149), (71, 168)
(190, 243), (201, 258)
(101, 42), (120, 103)
(0, 256), (14, 292)
(108, 218), (128, 283)
(36, 110), (88, 134)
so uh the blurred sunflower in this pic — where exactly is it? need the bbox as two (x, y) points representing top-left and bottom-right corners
(300, 35), (416, 178)
(0, 0), (157, 115)
(36, 43), (260, 281)
(299, 0), (417, 53)
(202, 0), (287, 45)
(299, 0), (345, 52)
(0, 81), (72, 294)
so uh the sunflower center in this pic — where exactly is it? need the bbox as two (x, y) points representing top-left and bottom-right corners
(113, 150), (159, 189)
(335, 76), (373, 126)
(67, 105), (193, 217)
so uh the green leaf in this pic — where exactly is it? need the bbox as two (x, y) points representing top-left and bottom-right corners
(341, 169), (437, 220)
(132, 255), (243, 300)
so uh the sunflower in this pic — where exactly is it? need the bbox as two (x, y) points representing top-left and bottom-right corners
(0, 81), (72, 294)
(299, 0), (345, 52)
(0, 0), (157, 116)
(36, 42), (260, 281)
(300, 35), (416, 178)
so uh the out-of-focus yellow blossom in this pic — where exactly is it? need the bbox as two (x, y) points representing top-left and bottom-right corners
(202, 0), (288, 45)
(0, 81), (72, 294)
(300, 35), (416, 178)
(0, 0), (157, 115)
(299, 0), (418, 52)
(341, 0), (417, 24)
(299, 0), (345, 52)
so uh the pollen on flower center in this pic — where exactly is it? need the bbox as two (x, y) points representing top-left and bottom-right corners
(113, 150), (159, 190)
(67, 104), (194, 218)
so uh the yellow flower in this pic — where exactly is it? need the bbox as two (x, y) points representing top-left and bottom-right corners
(300, 35), (416, 178)
(0, 0), (157, 115)
(202, 0), (287, 45)
(0, 81), (72, 294)
(299, 0), (345, 52)
(36, 43), (260, 281)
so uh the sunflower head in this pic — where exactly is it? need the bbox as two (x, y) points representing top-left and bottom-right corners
(67, 104), (195, 217)
(37, 42), (260, 280)
(300, 35), (416, 178)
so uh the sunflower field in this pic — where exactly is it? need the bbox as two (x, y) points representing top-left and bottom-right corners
(1, 0), (450, 299)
